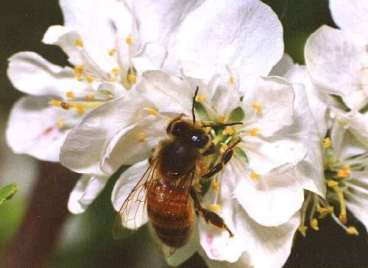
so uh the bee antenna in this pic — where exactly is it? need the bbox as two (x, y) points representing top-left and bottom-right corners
(192, 86), (199, 125)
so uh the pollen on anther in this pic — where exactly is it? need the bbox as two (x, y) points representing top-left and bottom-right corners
(86, 75), (94, 84)
(310, 218), (319, 231)
(74, 65), (84, 80)
(84, 93), (95, 101)
(250, 170), (259, 181)
(56, 118), (65, 129)
(66, 90), (75, 100)
(144, 107), (159, 116)
(249, 128), (260, 137)
(195, 95), (206, 103)
(211, 179), (220, 192)
(74, 39), (84, 48)
(208, 203), (222, 213)
(73, 104), (86, 115)
(223, 126), (235, 136)
(125, 35), (134, 46)
(108, 48), (117, 56)
(323, 137), (332, 149)
(251, 101), (262, 114)
(346, 226), (359, 236)
(337, 165), (351, 178)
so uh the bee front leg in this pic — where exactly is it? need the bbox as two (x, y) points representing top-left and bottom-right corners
(190, 188), (234, 237)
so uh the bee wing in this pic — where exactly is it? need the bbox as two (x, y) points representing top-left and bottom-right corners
(112, 160), (157, 235)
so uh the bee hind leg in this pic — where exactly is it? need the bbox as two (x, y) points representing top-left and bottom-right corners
(190, 188), (234, 237)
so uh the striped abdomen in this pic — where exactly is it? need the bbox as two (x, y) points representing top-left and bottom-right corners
(147, 180), (194, 248)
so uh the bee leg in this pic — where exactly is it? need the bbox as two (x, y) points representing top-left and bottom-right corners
(201, 139), (241, 178)
(190, 188), (234, 237)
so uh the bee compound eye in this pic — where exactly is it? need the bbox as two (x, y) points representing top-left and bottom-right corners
(192, 133), (209, 148)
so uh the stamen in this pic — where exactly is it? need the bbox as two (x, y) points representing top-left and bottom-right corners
(108, 48), (117, 56)
(49, 99), (70, 110)
(346, 226), (359, 236)
(328, 181), (348, 224)
(323, 137), (332, 149)
(249, 128), (260, 137)
(228, 76), (236, 87)
(125, 35), (134, 46)
(223, 126), (235, 136)
(251, 101), (262, 114)
(56, 118), (65, 129)
(86, 75), (94, 84)
(65, 90), (75, 100)
(122, 67), (137, 89)
(136, 132), (146, 143)
(298, 225), (308, 237)
(208, 203), (222, 213)
(317, 205), (334, 217)
(337, 165), (351, 178)
(211, 178), (220, 192)
(144, 107), (159, 116)
(220, 143), (228, 154)
(193, 178), (202, 193)
(310, 218), (319, 231)
(84, 93), (95, 101)
(217, 115), (226, 123)
(74, 39), (84, 48)
(250, 170), (260, 181)
(195, 95), (206, 103)
(110, 67), (121, 81)
(74, 65), (84, 81)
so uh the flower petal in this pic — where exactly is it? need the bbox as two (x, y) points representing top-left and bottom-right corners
(111, 160), (149, 229)
(305, 25), (367, 110)
(330, 0), (368, 42)
(235, 163), (304, 226)
(101, 116), (167, 175)
(68, 175), (108, 214)
(55, 0), (133, 73)
(243, 77), (295, 137)
(6, 96), (69, 162)
(166, 0), (283, 81)
(7, 52), (83, 97)
(60, 92), (151, 175)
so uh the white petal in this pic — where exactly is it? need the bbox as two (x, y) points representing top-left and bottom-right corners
(111, 160), (149, 229)
(6, 96), (69, 162)
(101, 116), (166, 175)
(68, 175), (108, 214)
(345, 112), (368, 147)
(243, 77), (295, 137)
(305, 25), (367, 110)
(166, 0), (283, 81)
(56, 0), (133, 73)
(330, 0), (368, 42)
(60, 93), (151, 175)
(284, 63), (329, 138)
(235, 164), (304, 226)
(7, 52), (83, 97)
(138, 71), (194, 115)
(270, 54), (294, 77)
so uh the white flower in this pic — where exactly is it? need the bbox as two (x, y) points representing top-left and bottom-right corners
(305, 1), (368, 146)
(61, 67), (321, 266)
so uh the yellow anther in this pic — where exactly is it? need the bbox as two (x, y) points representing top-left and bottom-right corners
(211, 179), (220, 192)
(217, 115), (226, 123)
(323, 137), (332, 149)
(136, 132), (146, 143)
(108, 48), (117, 56)
(310, 218), (319, 231)
(220, 143), (228, 154)
(337, 165), (351, 178)
(56, 118), (65, 129)
(195, 95), (206, 103)
(228, 76), (236, 87)
(84, 93), (95, 101)
(73, 103), (86, 115)
(74, 65), (84, 80)
(327, 180), (338, 188)
(251, 101), (262, 114)
(86, 75), (94, 84)
(317, 206), (334, 217)
(144, 107), (159, 116)
(249, 128), (260, 137)
(74, 39), (84, 48)
(49, 99), (70, 110)
(346, 226), (359, 236)
(223, 126), (235, 136)
(339, 213), (348, 225)
(125, 35), (134, 46)
(65, 91), (75, 100)
(208, 203), (222, 213)
(250, 170), (260, 181)
(127, 72), (137, 84)
(298, 225), (308, 237)
(110, 67), (121, 81)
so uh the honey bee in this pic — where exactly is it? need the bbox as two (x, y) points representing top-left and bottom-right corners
(117, 87), (240, 249)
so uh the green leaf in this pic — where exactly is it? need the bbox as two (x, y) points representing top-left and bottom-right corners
(228, 107), (245, 122)
(0, 184), (17, 206)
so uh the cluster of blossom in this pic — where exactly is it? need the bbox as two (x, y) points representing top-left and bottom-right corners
(5, 0), (368, 267)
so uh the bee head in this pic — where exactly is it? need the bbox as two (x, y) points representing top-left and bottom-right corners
(167, 119), (210, 149)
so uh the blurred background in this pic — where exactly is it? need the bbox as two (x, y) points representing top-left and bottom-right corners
(0, 0), (368, 267)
